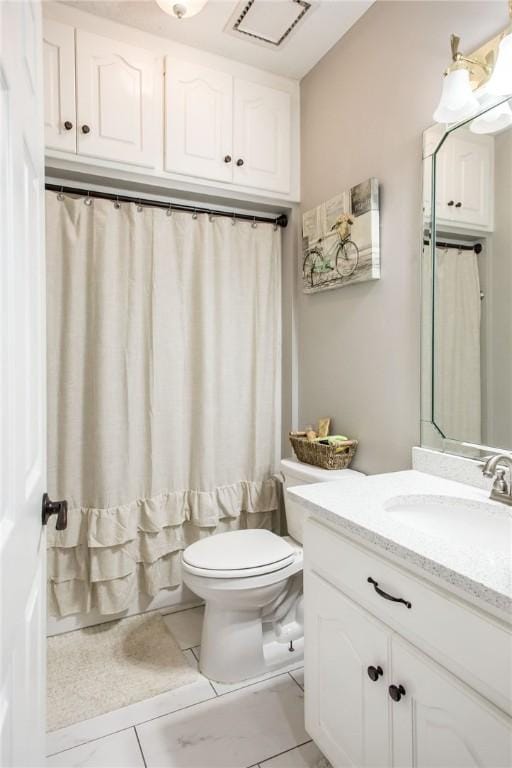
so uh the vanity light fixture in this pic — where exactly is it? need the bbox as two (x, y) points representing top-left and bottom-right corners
(470, 100), (512, 134)
(433, 2), (512, 125)
(433, 34), (487, 123)
(155, 0), (208, 20)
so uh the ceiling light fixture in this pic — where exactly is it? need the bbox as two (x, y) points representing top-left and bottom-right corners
(433, 1), (512, 125)
(155, 0), (208, 20)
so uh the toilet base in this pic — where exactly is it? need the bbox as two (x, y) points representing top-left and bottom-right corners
(199, 603), (304, 684)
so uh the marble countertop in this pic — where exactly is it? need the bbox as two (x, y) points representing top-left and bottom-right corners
(288, 470), (512, 616)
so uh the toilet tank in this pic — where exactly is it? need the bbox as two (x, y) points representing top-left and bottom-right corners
(279, 458), (365, 544)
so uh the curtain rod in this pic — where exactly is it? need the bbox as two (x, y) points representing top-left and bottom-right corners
(45, 184), (288, 229)
(424, 239), (482, 254)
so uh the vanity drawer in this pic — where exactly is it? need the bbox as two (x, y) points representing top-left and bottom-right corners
(305, 518), (512, 715)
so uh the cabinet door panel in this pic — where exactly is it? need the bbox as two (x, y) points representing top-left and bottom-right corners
(43, 19), (76, 152)
(233, 78), (290, 193)
(165, 59), (232, 183)
(452, 136), (493, 228)
(76, 30), (157, 167)
(305, 571), (391, 768)
(391, 638), (512, 768)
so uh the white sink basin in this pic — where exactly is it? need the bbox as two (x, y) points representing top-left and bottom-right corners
(383, 494), (512, 556)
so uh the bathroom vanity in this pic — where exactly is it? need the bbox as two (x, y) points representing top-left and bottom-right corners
(289, 470), (512, 768)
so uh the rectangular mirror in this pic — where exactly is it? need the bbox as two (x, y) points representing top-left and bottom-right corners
(421, 98), (512, 458)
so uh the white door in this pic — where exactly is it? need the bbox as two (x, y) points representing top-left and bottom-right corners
(305, 572), (391, 767)
(391, 637), (512, 768)
(43, 18), (76, 153)
(233, 78), (290, 194)
(76, 30), (157, 167)
(0, 1), (48, 766)
(165, 58), (233, 183)
(451, 134), (493, 228)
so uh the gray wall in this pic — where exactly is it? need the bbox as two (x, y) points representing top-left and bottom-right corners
(298, 1), (507, 475)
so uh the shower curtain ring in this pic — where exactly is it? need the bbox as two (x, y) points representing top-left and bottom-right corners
(251, 216), (257, 229)
(114, 195), (120, 210)
(192, 209), (198, 220)
(84, 191), (92, 206)
(208, 212), (215, 222)
(57, 186), (65, 202)
(231, 212), (236, 226)
(137, 200), (143, 212)
(166, 202), (172, 217)
(273, 219), (278, 231)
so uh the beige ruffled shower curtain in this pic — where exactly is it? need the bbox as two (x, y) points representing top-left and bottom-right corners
(45, 192), (281, 617)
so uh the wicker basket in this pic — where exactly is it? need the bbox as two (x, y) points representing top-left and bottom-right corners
(289, 434), (358, 470)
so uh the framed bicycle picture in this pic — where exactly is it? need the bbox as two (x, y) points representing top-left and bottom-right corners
(301, 178), (380, 293)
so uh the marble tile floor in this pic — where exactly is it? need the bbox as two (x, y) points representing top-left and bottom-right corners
(46, 604), (324, 768)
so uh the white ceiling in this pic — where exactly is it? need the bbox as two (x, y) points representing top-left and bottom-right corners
(61, 0), (374, 79)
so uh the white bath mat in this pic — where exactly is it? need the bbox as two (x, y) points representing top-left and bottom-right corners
(47, 612), (201, 731)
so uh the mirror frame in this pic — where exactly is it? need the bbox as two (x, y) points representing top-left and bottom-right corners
(420, 97), (512, 460)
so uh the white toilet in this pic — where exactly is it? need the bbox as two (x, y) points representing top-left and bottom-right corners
(182, 457), (365, 683)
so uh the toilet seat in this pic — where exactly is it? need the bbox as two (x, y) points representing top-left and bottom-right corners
(182, 529), (296, 579)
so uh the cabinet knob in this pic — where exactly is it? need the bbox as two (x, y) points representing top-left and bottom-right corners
(367, 665), (383, 682)
(64, 121), (73, 131)
(447, 200), (455, 206)
(455, 201), (462, 208)
(388, 684), (406, 702)
(81, 124), (91, 134)
(236, 158), (244, 167)
(224, 155), (232, 163)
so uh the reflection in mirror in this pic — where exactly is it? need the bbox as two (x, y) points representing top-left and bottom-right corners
(422, 98), (512, 454)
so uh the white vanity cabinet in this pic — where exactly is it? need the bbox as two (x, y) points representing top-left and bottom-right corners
(164, 60), (291, 194)
(305, 518), (512, 768)
(424, 127), (494, 231)
(43, 20), (160, 168)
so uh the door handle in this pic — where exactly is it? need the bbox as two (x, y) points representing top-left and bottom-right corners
(236, 158), (244, 167)
(388, 684), (406, 702)
(42, 493), (68, 531)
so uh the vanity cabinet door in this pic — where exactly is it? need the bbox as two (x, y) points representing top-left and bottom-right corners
(305, 571), (391, 767)
(75, 30), (158, 167)
(43, 19), (76, 153)
(391, 637), (512, 768)
(164, 59), (233, 183)
(233, 78), (290, 194)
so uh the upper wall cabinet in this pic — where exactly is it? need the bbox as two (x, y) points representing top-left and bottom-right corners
(164, 59), (291, 194)
(424, 128), (494, 232)
(43, 20), (76, 153)
(233, 79), (290, 194)
(165, 59), (233, 184)
(43, 21), (159, 168)
(76, 31), (157, 167)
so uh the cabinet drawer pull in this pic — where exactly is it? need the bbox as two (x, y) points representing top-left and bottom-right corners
(367, 665), (383, 682)
(64, 121), (73, 131)
(389, 684), (406, 702)
(236, 158), (244, 167)
(81, 124), (91, 134)
(224, 155), (232, 163)
(455, 201), (462, 208)
(447, 200), (455, 206)
(367, 577), (412, 609)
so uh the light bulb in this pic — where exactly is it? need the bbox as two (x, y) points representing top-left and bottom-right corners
(486, 32), (512, 96)
(433, 68), (480, 123)
(470, 100), (512, 134)
(155, 0), (208, 19)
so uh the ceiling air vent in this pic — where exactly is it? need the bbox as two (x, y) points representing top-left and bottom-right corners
(229, 0), (312, 48)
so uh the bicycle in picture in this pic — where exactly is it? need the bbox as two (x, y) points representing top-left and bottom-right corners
(302, 213), (360, 289)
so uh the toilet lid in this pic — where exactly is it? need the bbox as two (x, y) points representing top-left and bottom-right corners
(182, 530), (295, 577)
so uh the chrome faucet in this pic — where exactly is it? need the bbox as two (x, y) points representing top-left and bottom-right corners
(481, 454), (512, 506)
